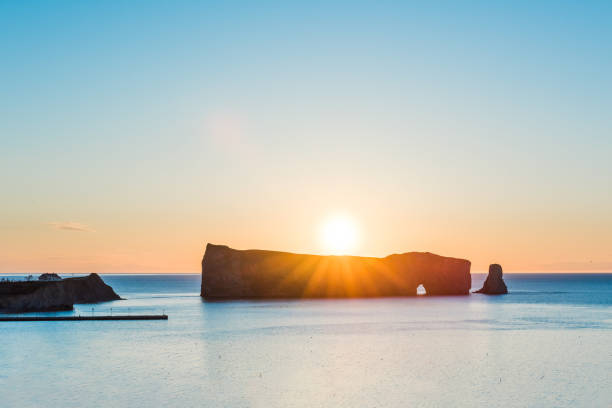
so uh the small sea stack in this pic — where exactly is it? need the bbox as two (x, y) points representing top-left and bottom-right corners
(475, 264), (508, 295)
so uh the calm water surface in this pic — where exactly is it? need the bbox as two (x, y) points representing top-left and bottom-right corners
(1, 274), (610, 407)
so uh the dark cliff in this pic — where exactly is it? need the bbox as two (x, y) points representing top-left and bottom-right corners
(0, 273), (121, 313)
(201, 244), (471, 298)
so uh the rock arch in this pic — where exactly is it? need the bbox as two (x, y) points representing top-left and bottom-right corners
(201, 244), (472, 298)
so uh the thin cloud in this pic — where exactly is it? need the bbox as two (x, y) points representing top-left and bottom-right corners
(47, 222), (95, 232)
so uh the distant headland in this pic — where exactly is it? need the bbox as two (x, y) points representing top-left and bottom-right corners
(201, 243), (473, 298)
(0, 273), (120, 313)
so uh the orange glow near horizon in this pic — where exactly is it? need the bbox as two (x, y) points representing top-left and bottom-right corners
(0, 203), (611, 275)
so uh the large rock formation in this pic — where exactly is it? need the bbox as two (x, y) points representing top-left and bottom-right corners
(201, 244), (471, 298)
(0, 273), (121, 313)
(475, 264), (508, 294)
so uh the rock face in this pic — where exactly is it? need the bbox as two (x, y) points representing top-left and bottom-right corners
(38, 273), (62, 281)
(475, 264), (508, 294)
(0, 273), (121, 313)
(201, 244), (471, 298)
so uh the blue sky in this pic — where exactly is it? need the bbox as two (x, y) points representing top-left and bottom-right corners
(1, 1), (611, 273)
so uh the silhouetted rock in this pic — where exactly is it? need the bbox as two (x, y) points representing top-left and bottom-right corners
(201, 244), (472, 298)
(38, 273), (62, 281)
(475, 264), (508, 294)
(0, 273), (121, 313)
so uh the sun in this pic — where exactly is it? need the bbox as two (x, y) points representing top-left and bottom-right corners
(320, 215), (358, 255)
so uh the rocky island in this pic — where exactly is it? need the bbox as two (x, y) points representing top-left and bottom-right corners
(201, 243), (472, 298)
(475, 264), (508, 294)
(0, 273), (121, 313)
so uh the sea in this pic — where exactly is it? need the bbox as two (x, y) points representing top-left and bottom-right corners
(0, 273), (610, 408)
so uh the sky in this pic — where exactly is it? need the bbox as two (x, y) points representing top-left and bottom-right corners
(1, 1), (611, 274)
